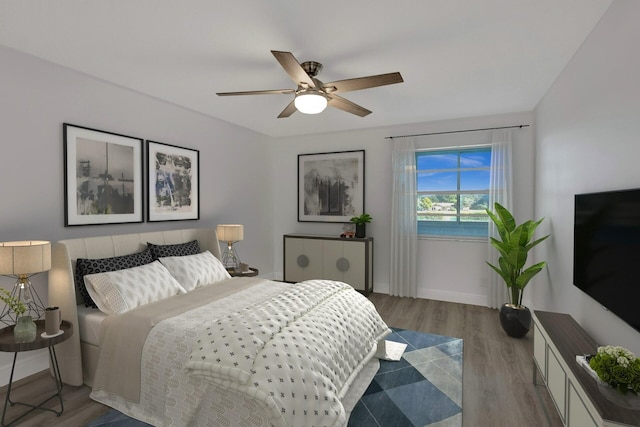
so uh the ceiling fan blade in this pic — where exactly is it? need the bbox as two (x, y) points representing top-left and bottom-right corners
(277, 100), (297, 118)
(327, 94), (372, 117)
(323, 72), (404, 94)
(271, 50), (316, 88)
(217, 89), (295, 96)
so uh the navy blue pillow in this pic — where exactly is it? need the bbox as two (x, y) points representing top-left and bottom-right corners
(75, 248), (154, 308)
(147, 240), (200, 260)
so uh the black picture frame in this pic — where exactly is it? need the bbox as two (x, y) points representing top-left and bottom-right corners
(63, 123), (144, 226)
(298, 150), (365, 223)
(146, 140), (200, 222)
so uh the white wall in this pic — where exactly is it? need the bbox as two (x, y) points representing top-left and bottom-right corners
(271, 111), (535, 306)
(0, 45), (274, 384)
(534, 0), (640, 354)
(14, 0), (634, 383)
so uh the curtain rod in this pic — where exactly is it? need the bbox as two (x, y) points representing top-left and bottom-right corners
(385, 124), (530, 139)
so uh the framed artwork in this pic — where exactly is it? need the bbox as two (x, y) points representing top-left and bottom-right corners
(63, 123), (144, 226)
(147, 140), (199, 222)
(298, 150), (365, 223)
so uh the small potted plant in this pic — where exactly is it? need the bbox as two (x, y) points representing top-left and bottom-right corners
(350, 213), (372, 238)
(0, 288), (37, 343)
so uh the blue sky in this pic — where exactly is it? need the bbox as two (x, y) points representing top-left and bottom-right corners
(417, 149), (491, 192)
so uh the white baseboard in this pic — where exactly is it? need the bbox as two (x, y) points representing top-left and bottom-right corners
(417, 288), (487, 306)
(373, 281), (487, 306)
(0, 348), (49, 387)
(373, 282), (390, 294)
(283, 277), (486, 307)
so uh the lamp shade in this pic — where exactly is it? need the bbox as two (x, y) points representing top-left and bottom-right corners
(294, 91), (327, 114)
(0, 241), (51, 275)
(216, 225), (244, 242)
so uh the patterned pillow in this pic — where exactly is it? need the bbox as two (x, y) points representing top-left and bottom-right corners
(159, 250), (231, 291)
(83, 261), (187, 314)
(76, 249), (154, 308)
(147, 240), (200, 260)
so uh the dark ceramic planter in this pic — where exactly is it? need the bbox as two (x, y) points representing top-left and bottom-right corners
(355, 223), (366, 238)
(499, 303), (532, 338)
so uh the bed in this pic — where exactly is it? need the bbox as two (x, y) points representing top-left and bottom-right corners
(48, 228), (390, 426)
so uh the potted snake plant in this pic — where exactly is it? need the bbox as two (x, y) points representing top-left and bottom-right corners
(486, 202), (549, 338)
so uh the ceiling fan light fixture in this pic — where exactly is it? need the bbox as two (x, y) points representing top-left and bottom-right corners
(218, 50), (403, 118)
(294, 90), (327, 114)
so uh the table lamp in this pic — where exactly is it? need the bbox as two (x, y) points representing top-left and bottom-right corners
(0, 240), (51, 325)
(216, 224), (244, 271)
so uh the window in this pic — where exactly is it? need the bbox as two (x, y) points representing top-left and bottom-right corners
(416, 147), (491, 238)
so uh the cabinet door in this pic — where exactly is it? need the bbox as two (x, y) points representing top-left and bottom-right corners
(341, 240), (366, 291)
(533, 324), (547, 382)
(548, 346), (567, 422)
(321, 240), (367, 291)
(322, 240), (345, 282)
(284, 238), (323, 282)
(568, 381), (597, 427)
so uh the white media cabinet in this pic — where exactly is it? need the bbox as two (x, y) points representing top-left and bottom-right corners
(533, 311), (640, 426)
(283, 234), (373, 295)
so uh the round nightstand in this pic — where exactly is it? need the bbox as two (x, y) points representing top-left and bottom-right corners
(0, 320), (73, 425)
(228, 267), (259, 277)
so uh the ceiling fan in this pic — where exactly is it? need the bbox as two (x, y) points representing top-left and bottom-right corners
(217, 50), (404, 118)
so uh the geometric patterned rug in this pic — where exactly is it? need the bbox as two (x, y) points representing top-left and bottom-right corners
(348, 328), (463, 427)
(85, 328), (463, 427)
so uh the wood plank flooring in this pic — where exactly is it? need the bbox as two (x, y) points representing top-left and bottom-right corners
(368, 294), (563, 427)
(0, 294), (563, 426)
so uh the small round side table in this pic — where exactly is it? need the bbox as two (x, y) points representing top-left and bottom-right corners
(0, 320), (73, 426)
(228, 267), (259, 277)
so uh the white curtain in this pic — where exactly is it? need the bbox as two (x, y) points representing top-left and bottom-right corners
(390, 138), (417, 298)
(487, 129), (513, 308)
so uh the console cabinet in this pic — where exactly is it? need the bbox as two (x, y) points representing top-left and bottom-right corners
(533, 311), (640, 427)
(283, 234), (373, 295)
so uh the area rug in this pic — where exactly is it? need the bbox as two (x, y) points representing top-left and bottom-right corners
(85, 328), (463, 427)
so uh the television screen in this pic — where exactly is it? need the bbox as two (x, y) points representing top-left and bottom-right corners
(574, 189), (640, 333)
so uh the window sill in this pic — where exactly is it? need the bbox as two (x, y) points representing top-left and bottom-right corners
(417, 235), (488, 243)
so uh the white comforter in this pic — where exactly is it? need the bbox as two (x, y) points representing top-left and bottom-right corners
(90, 279), (389, 427)
(185, 280), (389, 427)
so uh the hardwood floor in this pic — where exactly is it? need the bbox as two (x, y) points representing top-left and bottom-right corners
(368, 294), (563, 427)
(0, 294), (563, 426)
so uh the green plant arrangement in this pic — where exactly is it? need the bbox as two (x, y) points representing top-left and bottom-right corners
(350, 213), (372, 225)
(486, 202), (550, 307)
(0, 288), (26, 318)
(350, 213), (372, 238)
(0, 288), (38, 342)
(589, 346), (640, 395)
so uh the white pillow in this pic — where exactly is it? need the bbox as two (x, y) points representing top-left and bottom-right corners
(159, 250), (231, 291)
(84, 261), (186, 314)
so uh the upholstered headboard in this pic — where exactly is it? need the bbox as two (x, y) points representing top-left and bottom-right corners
(48, 228), (221, 386)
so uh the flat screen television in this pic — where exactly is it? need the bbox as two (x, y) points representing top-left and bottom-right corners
(574, 188), (640, 333)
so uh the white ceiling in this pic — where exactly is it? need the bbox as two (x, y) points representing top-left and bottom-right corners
(0, 0), (612, 138)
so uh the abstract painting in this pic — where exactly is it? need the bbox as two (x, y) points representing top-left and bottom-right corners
(298, 150), (365, 222)
(147, 140), (199, 222)
(64, 123), (143, 226)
